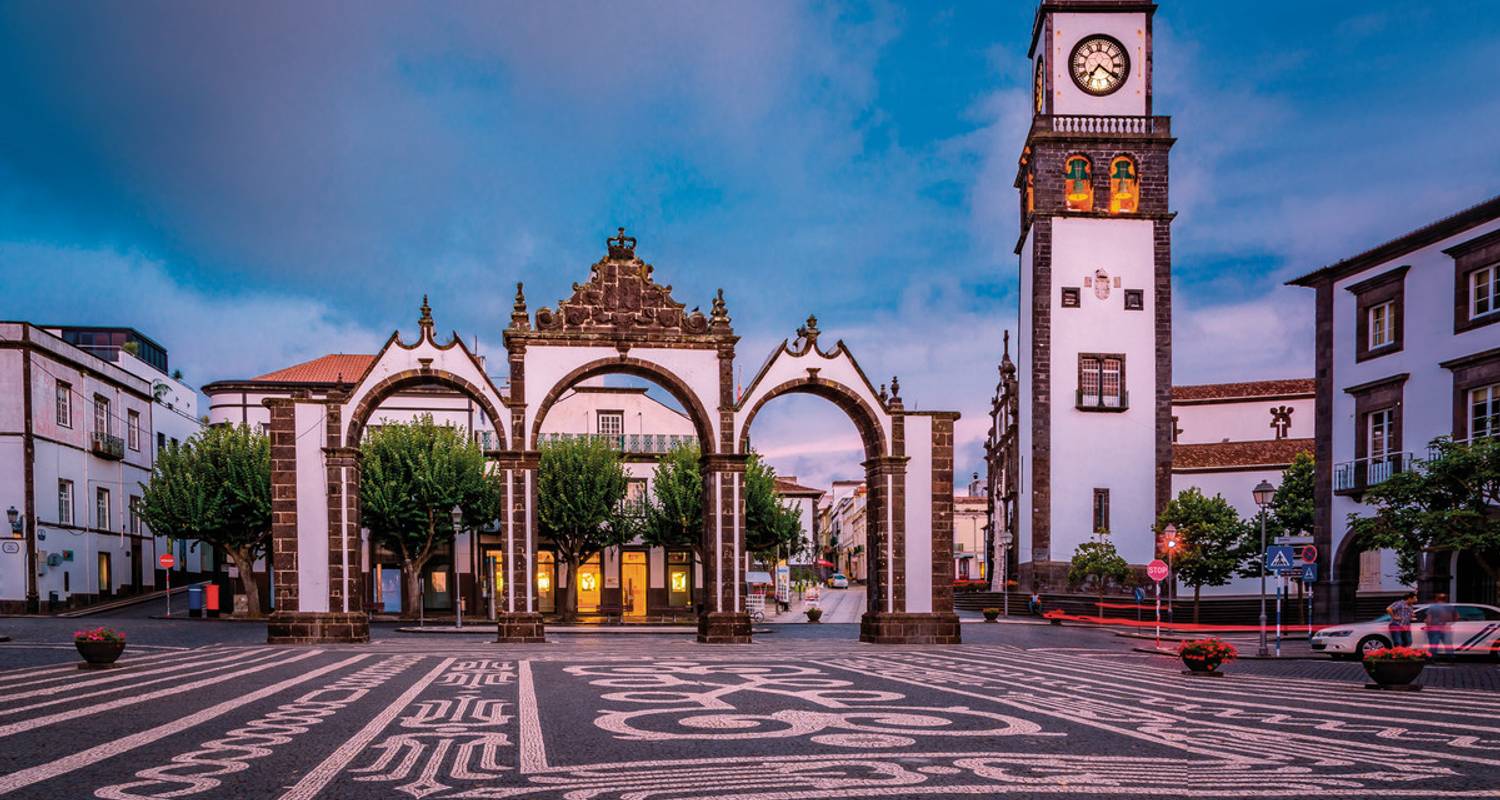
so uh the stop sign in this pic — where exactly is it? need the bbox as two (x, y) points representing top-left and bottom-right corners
(159, 553), (176, 569)
(1147, 559), (1169, 582)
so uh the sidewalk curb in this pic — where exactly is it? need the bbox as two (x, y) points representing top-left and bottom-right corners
(1130, 645), (1328, 662)
(393, 625), (774, 635)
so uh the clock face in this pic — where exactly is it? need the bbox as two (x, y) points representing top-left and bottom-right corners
(1070, 35), (1129, 96)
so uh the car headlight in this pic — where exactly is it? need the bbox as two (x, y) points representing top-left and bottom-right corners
(1316, 629), (1353, 638)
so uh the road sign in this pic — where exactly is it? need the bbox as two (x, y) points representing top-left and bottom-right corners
(1289, 566), (1304, 580)
(1300, 562), (1318, 583)
(159, 553), (175, 569)
(1274, 535), (1314, 545)
(1301, 544), (1318, 563)
(1147, 559), (1169, 582)
(1266, 546), (1295, 573)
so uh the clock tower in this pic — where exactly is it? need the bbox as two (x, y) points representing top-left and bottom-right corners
(1010, 0), (1173, 588)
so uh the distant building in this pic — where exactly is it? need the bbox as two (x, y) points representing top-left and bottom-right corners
(1291, 195), (1500, 616)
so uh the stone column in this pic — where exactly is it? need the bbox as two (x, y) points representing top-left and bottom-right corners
(495, 451), (543, 643)
(266, 395), (369, 644)
(699, 453), (751, 643)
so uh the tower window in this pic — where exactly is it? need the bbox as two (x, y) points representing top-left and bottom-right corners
(1064, 155), (1093, 212)
(1061, 287), (1081, 308)
(1077, 354), (1126, 411)
(1092, 488), (1110, 534)
(1124, 289), (1144, 310)
(1108, 156), (1139, 214)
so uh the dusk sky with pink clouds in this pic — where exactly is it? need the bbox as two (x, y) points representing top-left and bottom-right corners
(3, 1), (1498, 487)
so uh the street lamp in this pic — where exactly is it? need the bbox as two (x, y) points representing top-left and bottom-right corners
(6, 506), (19, 537)
(1252, 479), (1276, 657)
(1163, 523), (1178, 622)
(451, 504), (464, 629)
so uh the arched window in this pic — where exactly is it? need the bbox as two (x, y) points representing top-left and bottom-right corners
(1109, 155), (1139, 214)
(1064, 155), (1093, 212)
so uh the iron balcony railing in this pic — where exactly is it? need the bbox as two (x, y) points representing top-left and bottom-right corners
(1033, 114), (1170, 137)
(91, 431), (125, 460)
(1333, 452), (1414, 493)
(1427, 434), (1497, 461)
(537, 432), (699, 455)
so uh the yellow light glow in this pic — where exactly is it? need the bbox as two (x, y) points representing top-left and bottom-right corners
(671, 571), (688, 592)
(536, 572), (551, 592)
(580, 572), (597, 592)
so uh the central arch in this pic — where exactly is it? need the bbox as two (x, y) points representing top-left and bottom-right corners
(528, 356), (716, 454)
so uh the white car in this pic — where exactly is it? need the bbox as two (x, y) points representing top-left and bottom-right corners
(827, 573), (849, 589)
(1311, 603), (1500, 659)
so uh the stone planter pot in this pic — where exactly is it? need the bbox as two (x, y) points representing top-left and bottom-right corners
(1181, 654), (1222, 674)
(982, 609), (1000, 623)
(75, 640), (126, 668)
(1364, 658), (1425, 688)
(805, 608), (822, 623)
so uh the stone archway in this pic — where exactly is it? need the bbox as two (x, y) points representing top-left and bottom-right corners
(735, 318), (960, 644)
(528, 356), (716, 454)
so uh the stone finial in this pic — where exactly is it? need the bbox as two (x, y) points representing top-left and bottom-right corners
(607, 226), (637, 259)
(418, 294), (434, 336)
(1000, 329), (1016, 377)
(878, 383), (889, 404)
(710, 288), (730, 326)
(510, 282), (530, 330)
(889, 376), (901, 401)
(794, 314), (820, 353)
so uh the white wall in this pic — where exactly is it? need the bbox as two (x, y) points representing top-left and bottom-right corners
(1047, 12), (1149, 117)
(1174, 397), (1313, 444)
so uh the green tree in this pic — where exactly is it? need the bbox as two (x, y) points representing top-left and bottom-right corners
(1269, 450), (1316, 539)
(139, 424), (270, 617)
(640, 441), (705, 606)
(1067, 533), (1131, 609)
(1157, 488), (1252, 623)
(1350, 436), (1500, 586)
(360, 416), (495, 619)
(743, 453), (805, 562)
(536, 436), (634, 621)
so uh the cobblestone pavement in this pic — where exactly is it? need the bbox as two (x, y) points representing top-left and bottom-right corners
(1, 613), (1496, 798)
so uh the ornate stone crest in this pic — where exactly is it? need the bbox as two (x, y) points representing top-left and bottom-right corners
(533, 228), (714, 335)
(1093, 269), (1111, 301)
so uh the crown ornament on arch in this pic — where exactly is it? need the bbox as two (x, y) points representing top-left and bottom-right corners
(607, 227), (637, 259)
(531, 227), (719, 335)
(418, 294), (434, 335)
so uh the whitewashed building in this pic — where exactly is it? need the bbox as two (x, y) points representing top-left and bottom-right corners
(1290, 195), (1500, 617)
(0, 323), (201, 611)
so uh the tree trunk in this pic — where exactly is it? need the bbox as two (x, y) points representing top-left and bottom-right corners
(228, 547), (263, 618)
(558, 558), (576, 623)
(1193, 584), (1202, 625)
(401, 560), (426, 620)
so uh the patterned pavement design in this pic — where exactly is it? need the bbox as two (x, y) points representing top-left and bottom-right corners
(0, 637), (1496, 799)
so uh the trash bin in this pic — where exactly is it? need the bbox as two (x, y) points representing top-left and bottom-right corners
(204, 584), (221, 618)
(187, 585), (204, 618)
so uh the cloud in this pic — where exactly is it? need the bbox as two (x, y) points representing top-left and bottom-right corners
(0, 243), (383, 391)
(1173, 285), (1314, 384)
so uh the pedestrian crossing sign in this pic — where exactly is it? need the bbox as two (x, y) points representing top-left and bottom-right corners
(1266, 545), (1296, 573)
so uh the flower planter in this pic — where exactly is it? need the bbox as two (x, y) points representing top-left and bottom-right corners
(1177, 637), (1236, 677)
(1364, 659), (1425, 690)
(75, 640), (126, 669)
(1181, 655), (1222, 674)
(805, 608), (822, 623)
(982, 608), (1000, 623)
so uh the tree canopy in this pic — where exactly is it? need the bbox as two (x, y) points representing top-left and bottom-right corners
(1350, 436), (1500, 585)
(1067, 534), (1131, 603)
(536, 435), (635, 620)
(1269, 450), (1316, 539)
(1157, 487), (1252, 622)
(138, 424), (270, 615)
(743, 453), (805, 561)
(640, 441), (703, 555)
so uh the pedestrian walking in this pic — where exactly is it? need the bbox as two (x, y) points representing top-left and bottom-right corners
(1028, 590), (1042, 616)
(1425, 592), (1456, 660)
(1386, 591), (1417, 648)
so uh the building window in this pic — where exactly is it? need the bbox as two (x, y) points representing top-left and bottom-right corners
(129, 496), (142, 535)
(1368, 408), (1394, 460)
(58, 480), (73, 525)
(56, 382), (72, 427)
(1470, 265), (1498, 320)
(1092, 488), (1110, 533)
(1368, 301), (1395, 350)
(1349, 266), (1406, 362)
(96, 487), (110, 530)
(1061, 287), (1081, 308)
(1108, 156), (1138, 214)
(94, 395), (111, 437)
(127, 410), (141, 451)
(157, 431), (167, 454)
(1078, 354), (1126, 410)
(1064, 155), (1093, 212)
(1124, 289), (1144, 311)
(1472, 383), (1500, 441)
(597, 411), (624, 437)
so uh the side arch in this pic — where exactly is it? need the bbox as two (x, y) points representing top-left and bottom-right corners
(528, 356), (717, 454)
(346, 369), (509, 449)
(736, 377), (887, 460)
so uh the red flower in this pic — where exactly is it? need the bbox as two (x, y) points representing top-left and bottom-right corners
(73, 626), (125, 644)
(1177, 637), (1238, 662)
(1363, 645), (1430, 662)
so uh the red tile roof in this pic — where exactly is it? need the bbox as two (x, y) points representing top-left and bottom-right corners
(774, 477), (823, 496)
(251, 354), (375, 384)
(1173, 438), (1313, 471)
(1172, 378), (1314, 403)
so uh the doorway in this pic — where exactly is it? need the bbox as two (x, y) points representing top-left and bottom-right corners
(537, 551), (556, 613)
(375, 565), (402, 614)
(97, 552), (112, 596)
(622, 550), (647, 618)
(577, 554), (602, 613)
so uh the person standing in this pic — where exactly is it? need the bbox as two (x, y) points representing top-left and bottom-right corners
(1425, 592), (1456, 660)
(1386, 591), (1418, 648)
(1028, 589), (1042, 616)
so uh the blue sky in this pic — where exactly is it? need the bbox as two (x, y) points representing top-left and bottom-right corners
(3, 1), (1499, 488)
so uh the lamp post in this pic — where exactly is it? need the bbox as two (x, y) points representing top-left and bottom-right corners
(1162, 523), (1178, 623)
(1252, 479), (1276, 657)
(451, 504), (464, 629)
(6, 506), (19, 536)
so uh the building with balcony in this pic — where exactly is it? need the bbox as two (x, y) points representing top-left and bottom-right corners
(0, 322), (201, 611)
(1291, 194), (1500, 618)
